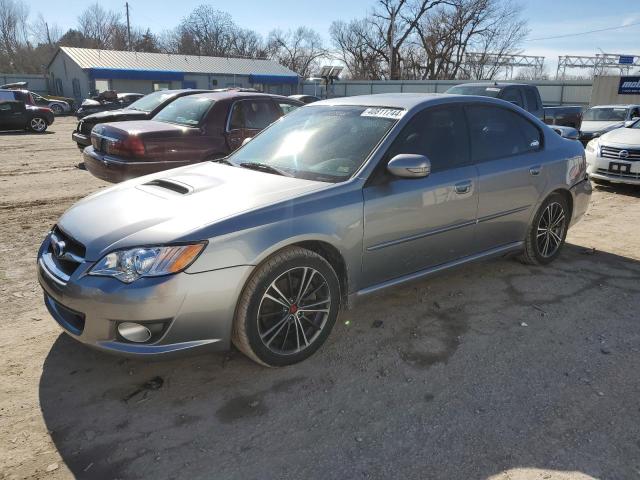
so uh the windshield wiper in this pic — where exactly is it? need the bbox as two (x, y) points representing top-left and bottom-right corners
(239, 162), (291, 177)
(212, 157), (232, 165)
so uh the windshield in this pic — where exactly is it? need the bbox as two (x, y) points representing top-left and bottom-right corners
(583, 107), (628, 121)
(127, 91), (175, 112)
(153, 96), (213, 126)
(228, 105), (401, 182)
(445, 85), (501, 97)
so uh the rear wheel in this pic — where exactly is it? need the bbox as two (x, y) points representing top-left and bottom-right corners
(232, 246), (341, 367)
(50, 103), (63, 114)
(520, 193), (569, 265)
(29, 117), (48, 133)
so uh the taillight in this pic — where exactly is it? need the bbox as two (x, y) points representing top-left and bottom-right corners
(106, 136), (145, 158)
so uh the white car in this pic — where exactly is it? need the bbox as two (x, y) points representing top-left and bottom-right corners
(585, 119), (640, 185)
(580, 104), (640, 145)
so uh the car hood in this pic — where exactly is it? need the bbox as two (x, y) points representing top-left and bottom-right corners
(599, 127), (640, 146)
(82, 108), (149, 123)
(57, 162), (329, 260)
(581, 120), (624, 134)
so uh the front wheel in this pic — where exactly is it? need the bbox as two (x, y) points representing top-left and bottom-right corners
(520, 193), (569, 265)
(232, 246), (341, 367)
(50, 103), (63, 114)
(29, 117), (48, 133)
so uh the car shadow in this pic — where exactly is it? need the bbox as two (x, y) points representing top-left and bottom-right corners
(38, 244), (640, 479)
(0, 130), (55, 136)
(592, 181), (640, 198)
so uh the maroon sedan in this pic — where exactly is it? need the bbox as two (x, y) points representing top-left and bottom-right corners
(83, 91), (303, 183)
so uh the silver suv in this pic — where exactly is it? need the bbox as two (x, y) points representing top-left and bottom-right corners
(38, 94), (592, 366)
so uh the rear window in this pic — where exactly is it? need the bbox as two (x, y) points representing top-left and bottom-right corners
(153, 96), (214, 126)
(445, 85), (501, 97)
(127, 91), (175, 113)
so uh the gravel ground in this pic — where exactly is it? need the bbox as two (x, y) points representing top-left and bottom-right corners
(1, 117), (639, 480)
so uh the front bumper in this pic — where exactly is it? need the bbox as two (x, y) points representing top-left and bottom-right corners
(72, 131), (91, 147)
(586, 151), (640, 185)
(37, 234), (253, 357)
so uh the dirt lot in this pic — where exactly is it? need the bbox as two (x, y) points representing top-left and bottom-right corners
(1, 117), (639, 480)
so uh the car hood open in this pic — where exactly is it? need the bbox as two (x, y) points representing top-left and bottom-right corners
(57, 162), (328, 260)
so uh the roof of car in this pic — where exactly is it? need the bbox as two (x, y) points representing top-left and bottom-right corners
(310, 93), (456, 110)
(451, 82), (530, 89)
(187, 91), (301, 102)
(589, 104), (640, 108)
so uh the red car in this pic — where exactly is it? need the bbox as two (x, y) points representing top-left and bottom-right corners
(83, 91), (302, 183)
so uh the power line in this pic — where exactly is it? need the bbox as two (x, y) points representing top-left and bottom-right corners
(525, 20), (640, 42)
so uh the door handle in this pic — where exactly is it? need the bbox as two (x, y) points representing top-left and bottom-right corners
(529, 165), (541, 176)
(454, 180), (472, 194)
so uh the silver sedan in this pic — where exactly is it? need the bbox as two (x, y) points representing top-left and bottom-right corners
(37, 93), (592, 366)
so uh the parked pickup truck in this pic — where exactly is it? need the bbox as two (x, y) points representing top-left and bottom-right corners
(445, 83), (583, 130)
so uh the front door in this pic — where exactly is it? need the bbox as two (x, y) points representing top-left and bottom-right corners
(464, 104), (547, 252)
(362, 105), (479, 287)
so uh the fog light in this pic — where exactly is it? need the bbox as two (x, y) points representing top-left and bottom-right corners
(118, 322), (152, 343)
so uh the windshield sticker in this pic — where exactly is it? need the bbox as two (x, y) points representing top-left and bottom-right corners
(361, 108), (405, 120)
(485, 87), (501, 92)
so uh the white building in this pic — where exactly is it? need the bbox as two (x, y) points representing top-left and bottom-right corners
(47, 47), (299, 103)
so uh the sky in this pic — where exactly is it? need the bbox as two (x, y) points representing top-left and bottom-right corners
(25, 0), (640, 75)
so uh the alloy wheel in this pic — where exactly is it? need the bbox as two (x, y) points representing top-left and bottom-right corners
(536, 201), (566, 258)
(30, 118), (46, 132)
(257, 267), (331, 355)
(51, 104), (63, 114)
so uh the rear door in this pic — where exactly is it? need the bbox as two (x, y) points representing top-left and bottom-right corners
(225, 99), (281, 151)
(465, 103), (546, 252)
(0, 102), (27, 129)
(362, 104), (479, 286)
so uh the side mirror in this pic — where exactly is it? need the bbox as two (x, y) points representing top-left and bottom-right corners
(552, 126), (580, 140)
(387, 154), (431, 178)
(624, 120), (638, 128)
(242, 137), (253, 146)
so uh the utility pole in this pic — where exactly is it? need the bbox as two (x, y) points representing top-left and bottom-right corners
(125, 2), (132, 51)
(45, 22), (52, 46)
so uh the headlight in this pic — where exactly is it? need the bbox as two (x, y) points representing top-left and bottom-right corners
(89, 243), (206, 283)
(585, 138), (600, 154)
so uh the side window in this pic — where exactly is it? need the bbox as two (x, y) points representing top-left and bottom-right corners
(523, 88), (539, 111)
(500, 88), (524, 108)
(228, 102), (244, 130)
(0, 103), (12, 112)
(230, 100), (280, 130)
(385, 105), (470, 174)
(278, 102), (300, 115)
(631, 107), (640, 119)
(466, 105), (541, 163)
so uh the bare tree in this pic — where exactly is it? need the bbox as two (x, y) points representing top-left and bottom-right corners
(77, 3), (123, 49)
(31, 13), (61, 46)
(370, 0), (446, 79)
(330, 19), (387, 79)
(0, 0), (29, 70)
(267, 27), (325, 78)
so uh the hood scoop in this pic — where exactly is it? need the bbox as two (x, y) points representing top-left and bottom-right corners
(138, 179), (193, 196)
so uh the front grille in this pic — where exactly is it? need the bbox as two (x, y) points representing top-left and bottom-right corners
(80, 121), (94, 135)
(48, 226), (86, 278)
(596, 168), (640, 180)
(44, 294), (85, 335)
(601, 145), (640, 161)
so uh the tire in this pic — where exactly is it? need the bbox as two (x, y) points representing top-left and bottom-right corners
(591, 178), (610, 186)
(29, 117), (48, 133)
(232, 246), (341, 367)
(50, 103), (63, 114)
(520, 192), (569, 265)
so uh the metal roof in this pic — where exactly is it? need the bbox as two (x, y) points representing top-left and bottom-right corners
(55, 47), (298, 77)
